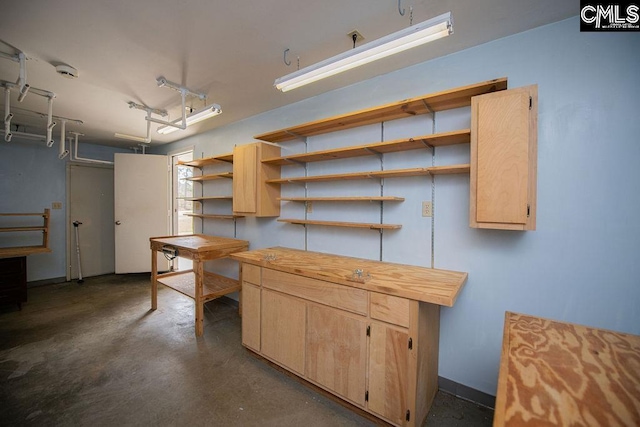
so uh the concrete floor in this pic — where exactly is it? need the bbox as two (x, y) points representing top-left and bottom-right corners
(0, 274), (493, 426)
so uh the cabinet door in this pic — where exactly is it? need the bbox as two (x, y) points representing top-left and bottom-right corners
(233, 143), (258, 214)
(368, 321), (409, 425)
(261, 289), (306, 375)
(470, 85), (537, 230)
(241, 283), (261, 351)
(306, 304), (367, 406)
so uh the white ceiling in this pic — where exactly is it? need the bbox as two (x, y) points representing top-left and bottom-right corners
(0, 0), (576, 148)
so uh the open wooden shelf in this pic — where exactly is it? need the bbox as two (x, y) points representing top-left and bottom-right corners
(262, 129), (471, 166)
(180, 196), (233, 202)
(267, 165), (470, 184)
(178, 153), (233, 167)
(278, 219), (402, 230)
(157, 270), (240, 302)
(279, 196), (405, 202)
(255, 78), (507, 143)
(0, 209), (51, 258)
(186, 172), (233, 181)
(0, 226), (47, 232)
(185, 213), (244, 219)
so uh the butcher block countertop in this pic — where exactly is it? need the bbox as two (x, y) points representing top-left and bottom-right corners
(230, 246), (467, 306)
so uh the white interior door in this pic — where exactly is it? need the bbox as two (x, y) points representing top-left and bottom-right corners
(114, 153), (169, 274)
(68, 163), (115, 279)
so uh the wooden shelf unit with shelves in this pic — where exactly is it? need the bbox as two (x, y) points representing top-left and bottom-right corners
(254, 78), (509, 231)
(0, 209), (51, 258)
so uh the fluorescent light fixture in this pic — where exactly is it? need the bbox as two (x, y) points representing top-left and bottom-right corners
(275, 12), (453, 92)
(157, 103), (222, 135)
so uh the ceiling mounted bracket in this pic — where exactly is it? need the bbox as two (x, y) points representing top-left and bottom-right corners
(398, 0), (405, 16)
(4, 86), (13, 142)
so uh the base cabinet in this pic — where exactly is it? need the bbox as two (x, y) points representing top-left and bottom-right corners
(368, 321), (410, 424)
(240, 263), (443, 427)
(307, 303), (368, 406)
(261, 289), (306, 375)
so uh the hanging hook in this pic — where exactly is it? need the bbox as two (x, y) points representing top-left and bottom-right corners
(283, 48), (291, 66)
(398, 0), (405, 16)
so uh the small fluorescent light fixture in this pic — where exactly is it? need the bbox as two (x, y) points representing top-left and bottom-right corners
(157, 104), (222, 135)
(275, 12), (453, 92)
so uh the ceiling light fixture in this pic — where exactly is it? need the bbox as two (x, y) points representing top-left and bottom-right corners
(274, 12), (453, 92)
(156, 103), (222, 135)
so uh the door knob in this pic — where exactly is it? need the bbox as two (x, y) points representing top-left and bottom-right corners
(115, 220), (121, 225)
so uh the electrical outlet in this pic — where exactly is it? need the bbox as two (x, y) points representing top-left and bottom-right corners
(306, 201), (313, 214)
(52, 202), (63, 209)
(422, 201), (432, 217)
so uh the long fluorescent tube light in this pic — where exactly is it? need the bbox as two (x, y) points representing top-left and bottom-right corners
(157, 103), (222, 135)
(275, 12), (453, 92)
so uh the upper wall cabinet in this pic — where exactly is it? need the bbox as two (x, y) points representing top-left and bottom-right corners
(470, 85), (538, 231)
(233, 142), (281, 217)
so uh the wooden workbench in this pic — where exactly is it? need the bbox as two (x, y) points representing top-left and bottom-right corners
(494, 312), (640, 426)
(230, 247), (468, 426)
(150, 234), (248, 336)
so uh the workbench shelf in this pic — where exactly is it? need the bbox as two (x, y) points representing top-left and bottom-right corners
(262, 129), (470, 166)
(156, 270), (240, 302)
(278, 219), (402, 230)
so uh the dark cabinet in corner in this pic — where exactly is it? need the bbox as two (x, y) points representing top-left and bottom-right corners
(0, 256), (27, 309)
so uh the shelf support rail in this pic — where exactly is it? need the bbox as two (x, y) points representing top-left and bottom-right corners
(429, 112), (436, 269)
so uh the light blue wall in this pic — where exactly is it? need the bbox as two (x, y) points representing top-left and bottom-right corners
(0, 140), (129, 281)
(155, 16), (640, 396)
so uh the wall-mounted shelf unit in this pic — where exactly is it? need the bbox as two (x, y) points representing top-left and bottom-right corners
(186, 172), (233, 182)
(267, 165), (470, 185)
(254, 77), (537, 232)
(178, 152), (233, 168)
(278, 219), (401, 230)
(255, 78), (507, 143)
(0, 209), (51, 258)
(185, 214), (244, 220)
(0, 209), (51, 309)
(262, 130), (471, 166)
(279, 196), (405, 202)
(181, 196), (233, 202)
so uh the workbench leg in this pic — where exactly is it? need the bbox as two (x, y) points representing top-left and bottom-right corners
(151, 249), (158, 310)
(194, 259), (204, 337)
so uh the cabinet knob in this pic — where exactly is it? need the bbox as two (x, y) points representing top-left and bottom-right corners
(115, 220), (121, 225)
